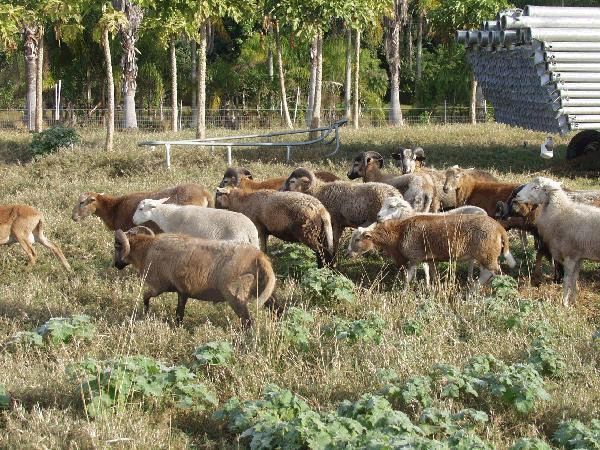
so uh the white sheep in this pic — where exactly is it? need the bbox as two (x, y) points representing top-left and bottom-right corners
(132, 198), (260, 249)
(514, 176), (600, 306)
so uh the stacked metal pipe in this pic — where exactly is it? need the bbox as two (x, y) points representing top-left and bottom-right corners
(456, 5), (600, 134)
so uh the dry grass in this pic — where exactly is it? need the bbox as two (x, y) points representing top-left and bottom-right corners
(0, 124), (598, 449)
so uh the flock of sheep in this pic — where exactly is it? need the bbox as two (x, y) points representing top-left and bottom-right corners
(2, 147), (600, 327)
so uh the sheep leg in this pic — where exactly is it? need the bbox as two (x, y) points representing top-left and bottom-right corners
(33, 223), (71, 271)
(561, 259), (579, 307)
(142, 289), (158, 316)
(14, 232), (37, 265)
(226, 274), (255, 328)
(403, 263), (418, 292)
(263, 294), (284, 317)
(422, 263), (430, 287)
(467, 260), (475, 280)
(531, 250), (545, 286)
(175, 293), (189, 325)
(553, 260), (564, 284)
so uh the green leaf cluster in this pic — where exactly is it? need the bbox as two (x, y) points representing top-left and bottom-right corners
(553, 419), (600, 450)
(271, 243), (317, 279)
(324, 313), (385, 344)
(510, 438), (552, 450)
(300, 267), (356, 305)
(29, 125), (80, 157)
(67, 355), (217, 417)
(0, 384), (10, 410)
(193, 341), (234, 366)
(281, 307), (314, 351)
(36, 314), (95, 344)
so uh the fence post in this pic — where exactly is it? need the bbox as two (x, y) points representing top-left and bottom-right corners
(444, 100), (447, 124)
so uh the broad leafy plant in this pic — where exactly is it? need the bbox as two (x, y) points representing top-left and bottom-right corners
(193, 341), (234, 367)
(0, 384), (10, 410)
(37, 315), (96, 344)
(553, 419), (600, 450)
(324, 314), (385, 344)
(300, 268), (356, 305)
(29, 125), (80, 156)
(281, 307), (314, 351)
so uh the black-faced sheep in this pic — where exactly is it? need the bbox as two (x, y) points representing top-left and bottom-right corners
(218, 167), (339, 191)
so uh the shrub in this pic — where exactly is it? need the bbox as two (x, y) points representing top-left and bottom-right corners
(511, 438), (552, 450)
(3, 331), (43, 351)
(526, 336), (565, 378)
(67, 356), (217, 417)
(271, 243), (317, 279)
(429, 364), (480, 400)
(36, 315), (96, 345)
(29, 125), (80, 156)
(324, 314), (385, 344)
(418, 408), (488, 437)
(193, 341), (234, 367)
(300, 268), (356, 305)
(281, 308), (314, 351)
(553, 419), (600, 450)
(380, 375), (433, 410)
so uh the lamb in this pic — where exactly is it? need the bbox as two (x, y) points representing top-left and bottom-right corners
(114, 226), (277, 327)
(132, 198), (260, 249)
(443, 167), (519, 217)
(347, 151), (437, 212)
(218, 167), (339, 191)
(0, 204), (71, 271)
(514, 177), (600, 306)
(214, 187), (333, 265)
(72, 184), (214, 232)
(282, 167), (399, 257)
(347, 214), (516, 291)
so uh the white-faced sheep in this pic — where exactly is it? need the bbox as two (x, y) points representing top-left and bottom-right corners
(347, 151), (437, 212)
(347, 214), (516, 291)
(114, 226), (277, 327)
(218, 167), (339, 191)
(72, 184), (214, 232)
(214, 187), (334, 266)
(1, 204), (71, 271)
(282, 167), (399, 257)
(443, 166), (519, 216)
(514, 176), (600, 306)
(132, 198), (260, 248)
(391, 147), (426, 174)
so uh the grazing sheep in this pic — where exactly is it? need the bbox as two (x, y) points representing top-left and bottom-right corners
(282, 167), (399, 257)
(72, 184), (214, 232)
(347, 214), (516, 291)
(114, 226), (277, 327)
(132, 198), (260, 249)
(347, 151), (437, 212)
(214, 187), (333, 265)
(218, 167), (339, 191)
(443, 167), (519, 216)
(0, 204), (71, 271)
(514, 177), (600, 306)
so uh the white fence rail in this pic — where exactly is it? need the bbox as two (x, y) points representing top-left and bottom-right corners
(0, 105), (492, 132)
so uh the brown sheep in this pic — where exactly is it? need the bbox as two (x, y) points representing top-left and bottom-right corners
(218, 167), (339, 191)
(443, 167), (519, 217)
(347, 151), (437, 212)
(282, 167), (399, 257)
(1, 204), (71, 271)
(114, 226), (277, 327)
(72, 183), (213, 232)
(348, 214), (516, 291)
(215, 187), (334, 266)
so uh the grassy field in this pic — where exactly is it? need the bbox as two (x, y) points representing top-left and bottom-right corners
(0, 124), (598, 449)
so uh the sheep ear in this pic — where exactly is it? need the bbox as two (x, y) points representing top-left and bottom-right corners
(413, 147), (425, 161)
(156, 197), (169, 204)
(239, 168), (253, 179)
(216, 187), (228, 194)
(451, 165), (459, 169)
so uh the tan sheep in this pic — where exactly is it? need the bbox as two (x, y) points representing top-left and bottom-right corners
(346, 151), (437, 212)
(72, 183), (213, 232)
(1, 204), (71, 271)
(215, 187), (334, 265)
(347, 214), (516, 291)
(282, 167), (399, 258)
(218, 167), (339, 191)
(114, 226), (277, 327)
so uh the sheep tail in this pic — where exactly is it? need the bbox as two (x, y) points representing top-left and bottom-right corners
(501, 229), (517, 269)
(256, 253), (276, 305)
(322, 210), (334, 254)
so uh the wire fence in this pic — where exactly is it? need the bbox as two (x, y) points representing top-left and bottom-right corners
(0, 105), (493, 132)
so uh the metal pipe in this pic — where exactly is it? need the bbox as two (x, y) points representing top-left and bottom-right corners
(524, 6), (600, 18)
(543, 51), (600, 63)
(567, 114), (600, 123)
(526, 29), (600, 43)
(560, 98), (600, 107)
(466, 30), (479, 46)
(541, 42), (600, 52)
(456, 30), (468, 44)
(559, 90), (600, 98)
(556, 81), (600, 90)
(500, 30), (520, 46)
(546, 62), (600, 72)
(478, 30), (491, 46)
(503, 15), (600, 29)
(557, 106), (600, 115)
(548, 72), (600, 82)
(570, 122), (600, 130)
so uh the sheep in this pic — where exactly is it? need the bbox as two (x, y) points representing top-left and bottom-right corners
(443, 167), (519, 217)
(72, 184), (214, 232)
(1, 204), (71, 271)
(390, 147), (426, 174)
(132, 198), (260, 249)
(282, 167), (399, 257)
(114, 226), (277, 327)
(513, 177), (600, 306)
(214, 187), (334, 266)
(347, 214), (516, 291)
(346, 151), (437, 212)
(218, 167), (339, 191)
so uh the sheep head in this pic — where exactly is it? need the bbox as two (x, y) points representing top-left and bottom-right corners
(215, 186), (233, 208)
(72, 192), (102, 222)
(132, 198), (169, 225)
(391, 147), (426, 174)
(442, 166), (463, 194)
(377, 196), (413, 222)
(219, 167), (253, 188)
(283, 167), (314, 193)
(347, 225), (376, 257)
(347, 151), (383, 179)
(514, 177), (562, 205)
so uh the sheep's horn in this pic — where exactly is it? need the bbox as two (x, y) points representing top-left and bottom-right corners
(115, 229), (130, 256)
(128, 226), (155, 237)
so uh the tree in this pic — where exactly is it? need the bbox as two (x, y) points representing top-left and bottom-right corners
(273, 17), (293, 128)
(385, 0), (408, 126)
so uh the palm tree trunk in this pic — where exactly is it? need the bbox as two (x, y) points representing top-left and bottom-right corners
(305, 36), (318, 127)
(470, 73), (477, 124)
(102, 27), (114, 151)
(35, 27), (44, 133)
(353, 29), (361, 129)
(344, 27), (352, 120)
(407, 15), (413, 71)
(274, 20), (293, 129)
(386, 0), (407, 126)
(22, 24), (38, 131)
(310, 30), (323, 136)
(191, 40), (197, 125)
(415, 10), (424, 100)
(117, 0), (142, 129)
(196, 22), (207, 139)
(170, 38), (178, 132)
